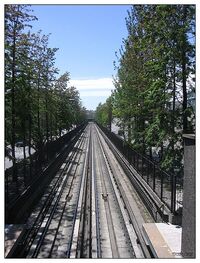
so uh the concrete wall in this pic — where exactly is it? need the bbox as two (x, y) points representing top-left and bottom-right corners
(181, 134), (195, 258)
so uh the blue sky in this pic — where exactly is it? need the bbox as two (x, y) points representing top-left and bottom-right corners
(30, 5), (130, 110)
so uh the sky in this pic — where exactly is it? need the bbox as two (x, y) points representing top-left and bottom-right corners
(30, 5), (130, 110)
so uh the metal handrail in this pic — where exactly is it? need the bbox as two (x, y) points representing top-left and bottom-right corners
(97, 123), (181, 214)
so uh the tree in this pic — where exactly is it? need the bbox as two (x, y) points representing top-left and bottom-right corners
(95, 96), (112, 130)
(112, 5), (195, 175)
(5, 4), (86, 186)
(5, 4), (37, 180)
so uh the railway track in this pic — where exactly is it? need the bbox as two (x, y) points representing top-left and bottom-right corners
(6, 122), (153, 258)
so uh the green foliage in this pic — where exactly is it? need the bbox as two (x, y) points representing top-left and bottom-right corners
(112, 4), (195, 174)
(5, 4), (86, 159)
(95, 97), (112, 129)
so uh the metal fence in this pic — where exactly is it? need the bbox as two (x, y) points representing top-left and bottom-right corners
(5, 122), (87, 207)
(98, 123), (183, 214)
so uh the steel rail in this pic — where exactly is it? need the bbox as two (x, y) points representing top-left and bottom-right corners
(47, 133), (87, 258)
(7, 123), (155, 259)
(76, 126), (92, 258)
(84, 128), (92, 257)
(97, 124), (171, 222)
(95, 124), (150, 258)
(27, 130), (87, 258)
(7, 128), (86, 258)
(96, 124), (151, 258)
(91, 126), (101, 258)
(6, 124), (86, 224)
(96, 126), (151, 258)
(31, 130), (88, 258)
(95, 129), (120, 258)
(66, 125), (91, 258)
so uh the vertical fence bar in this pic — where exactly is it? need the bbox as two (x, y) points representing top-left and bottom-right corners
(147, 161), (149, 184)
(139, 155), (141, 174)
(160, 170), (163, 201)
(170, 173), (177, 214)
(141, 156), (144, 177)
(173, 175), (177, 213)
(135, 153), (138, 171)
(127, 147), (130, 163)
(153, 163), (156, 192)
(170, 173), (174, 213)
(97, 123), (179, 215)
(5, 170), (9, 204)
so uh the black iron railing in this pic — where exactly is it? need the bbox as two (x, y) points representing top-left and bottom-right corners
(5, 122), (87, 207)
(98, 123), (182, 214)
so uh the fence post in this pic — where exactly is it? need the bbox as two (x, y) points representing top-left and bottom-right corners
(135, 153), (138, 171)
(160, 170), (163, 201)
(141, 156), (144, 177)
(153, 163), (155, 192)
(173, 175), (177, 213)
(5, 170), (9, 204)
(170, 173), (175, 213)
(147, 161), (149, 184)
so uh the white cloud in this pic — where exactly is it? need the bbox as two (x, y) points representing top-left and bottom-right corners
(79, 90), (111, 97)
(69, 78), (114, 96)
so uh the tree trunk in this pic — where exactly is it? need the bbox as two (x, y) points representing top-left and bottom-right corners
(45, 92), (49, 161)
(54, 118), (57, 137)
(149, 147), (152, 159)
(170, 57), (176, 174)
(182, 57), (187, 133)
(50, 111), (53, 142)
(59, 127), (62, 138)
(37, 72), (41, 145)
(28, 77), (32, 177)
(22, 121), (27, 185)
(127, 118), (131, 144)
(11, 18), (17, 182)
(181, 6), (188, 133)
